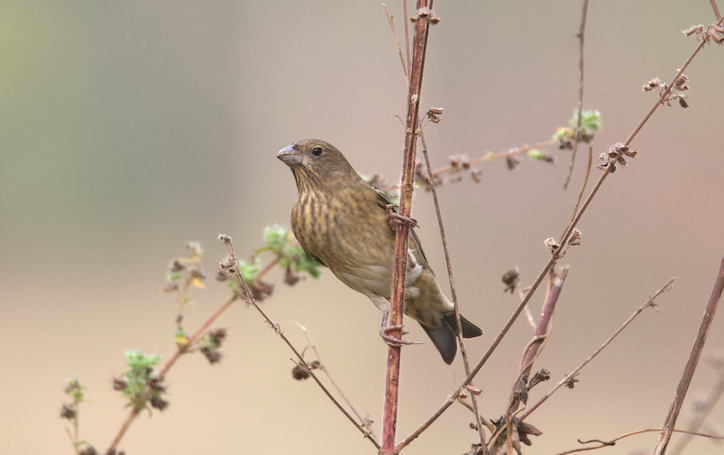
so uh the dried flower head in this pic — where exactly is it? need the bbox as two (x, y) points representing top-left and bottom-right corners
(544, 238), (560, 253)
(502, 268), (520, 293)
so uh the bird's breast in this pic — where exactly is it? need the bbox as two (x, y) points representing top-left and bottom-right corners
(291, 188), (395, 291)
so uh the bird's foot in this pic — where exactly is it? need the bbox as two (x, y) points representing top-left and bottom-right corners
(386, 204), (418, 230)
(379, 324), (422, 347)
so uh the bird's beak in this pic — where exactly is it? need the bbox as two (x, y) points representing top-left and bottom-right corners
(277, 145), (303, 166)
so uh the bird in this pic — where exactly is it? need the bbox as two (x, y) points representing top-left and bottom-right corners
(277, 139), (482, 364)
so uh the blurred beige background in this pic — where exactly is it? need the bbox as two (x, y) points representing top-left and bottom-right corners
(2, 1), (723, 454)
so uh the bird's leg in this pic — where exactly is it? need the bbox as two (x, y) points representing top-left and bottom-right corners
(379, 310), (422, 347)
(385, 204), (418, 230)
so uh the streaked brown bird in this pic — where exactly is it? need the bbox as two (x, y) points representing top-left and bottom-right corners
(278, 139), (482, 364)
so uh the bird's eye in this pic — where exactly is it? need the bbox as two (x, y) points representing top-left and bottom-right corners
(312, 147), (323, 156)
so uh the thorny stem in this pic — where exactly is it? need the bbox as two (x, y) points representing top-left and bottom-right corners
(384, 1), (434, 452)
(564, 0), (589, 190)
(421, 140), (488, 450)
(518, 277), (675, 423)
(653, 256), (724, 455)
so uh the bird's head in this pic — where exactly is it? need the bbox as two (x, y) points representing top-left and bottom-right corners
(277, 139), (358, 192)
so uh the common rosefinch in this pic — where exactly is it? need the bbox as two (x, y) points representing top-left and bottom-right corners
(278, 139), (482, 364)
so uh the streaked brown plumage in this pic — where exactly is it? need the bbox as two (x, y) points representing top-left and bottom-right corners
(278, 139), (482, 364)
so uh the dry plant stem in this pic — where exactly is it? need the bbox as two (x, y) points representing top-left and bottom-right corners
(564, 0), (589, 190)
(490, 268), (568, 452)
(562, 16), (724, 248)
(402, 0), (411, 77)
(520, 286), (537, 329)
(556, 428), (723, 455)
(398, 255), (557, 451)
(256, 255), (280, 280)
(294, 322), (378, 440)
(381, 138), (559, 193)
(519, 269), (565, 378)
(218, 243), (382, 450)
(404, 8), (721, 454)
(518, 277), (674, 423)
(383, 4), (408, 82)
(244, 288), (381, 449)
(513, 268), (568, 407)
(669, 363), (724, 455)
(383, 2), (433, 452)
(431, 139), (557, 177)
(564, 147), (593, 239)
(653, 256), (724, 455)
(712, 0), (721, 21)
(65, 427), (79, 455)
(626, 14), (724, 149)
(421, 141), (486, 450)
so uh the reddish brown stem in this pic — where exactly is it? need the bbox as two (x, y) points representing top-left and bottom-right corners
(382, 1), (433, 453)
(711, 0), (721, 21)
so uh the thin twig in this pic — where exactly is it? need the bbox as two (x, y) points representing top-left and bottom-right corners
(421, 138), (487, 451)
(382, 138), (558, 193)
(557, 427), (723, 455)
(711, 0), (721, 21)
(653, 257), (724, 455)
(398, 253), (557, 451)
(560, 17), (724, 249)
(518, 277), (675, 423)
(430, 140), (556, 177)
(402, 0), (411, 77)
(293, 321), (378, 441)
(669, 355), (724, 455)
(108, 292), (238, 450)
(624, 14), (724, 149)
(221, 236), (382, 450)
(564, 0), (589, 190)
(383, 4), (408, 82)
(564, 147), (593, 239)
(65, 427), (79, 455)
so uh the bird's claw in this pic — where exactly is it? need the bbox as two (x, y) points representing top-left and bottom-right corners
(386, 204), (418, 230)
(379, 324), (422, 347)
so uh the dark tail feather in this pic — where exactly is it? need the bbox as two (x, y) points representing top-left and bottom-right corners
(421, 322), (457, 365)
(421, 314), (483, 365)
(455, 314), (483, 339)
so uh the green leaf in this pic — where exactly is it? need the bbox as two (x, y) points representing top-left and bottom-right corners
(237, 258), (261, 282)
(167, 272), (185, 282)
(570, 109), (602, 133)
